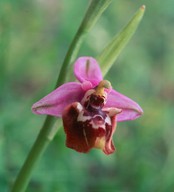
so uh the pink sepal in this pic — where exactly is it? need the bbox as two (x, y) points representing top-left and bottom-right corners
(106, 89), (143, 122)
(32, 82), (85, 117)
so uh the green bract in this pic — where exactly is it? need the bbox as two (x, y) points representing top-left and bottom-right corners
(97, 5), (146, 76)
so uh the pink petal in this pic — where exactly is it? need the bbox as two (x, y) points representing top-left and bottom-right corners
(74, 57), (103, 87)
(105, 89), (143, 122)
(32, 82), (85, 117)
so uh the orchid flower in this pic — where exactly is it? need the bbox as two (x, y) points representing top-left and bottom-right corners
(32, 57), (143, 155)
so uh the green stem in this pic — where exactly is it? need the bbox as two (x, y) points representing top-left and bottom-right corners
(11, 1), (112, 192)
(11, 116), (56, 192)
(0, 2), (10, 91)
(56, 0), (112, 87)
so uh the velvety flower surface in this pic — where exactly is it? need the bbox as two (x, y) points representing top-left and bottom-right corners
(32, 57), (143, 155)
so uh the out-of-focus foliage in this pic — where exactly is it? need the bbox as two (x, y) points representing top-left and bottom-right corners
(1, 0), (174, 191)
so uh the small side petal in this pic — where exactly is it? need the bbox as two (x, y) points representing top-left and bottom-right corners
(74, 57), (103, 87)
(106, 89), (143, 122)
(32, 82), (84, 117)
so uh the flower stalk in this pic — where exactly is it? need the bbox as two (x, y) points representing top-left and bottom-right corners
(11, 1), (112, 192)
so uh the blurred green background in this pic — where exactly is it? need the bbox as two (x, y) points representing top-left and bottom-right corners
(1, 0), (174, 191)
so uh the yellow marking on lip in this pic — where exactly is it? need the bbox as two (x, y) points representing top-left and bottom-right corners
(94, 137), (105, 149)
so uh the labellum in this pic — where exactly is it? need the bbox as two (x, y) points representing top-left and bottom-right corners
(63, 80), (122, 154)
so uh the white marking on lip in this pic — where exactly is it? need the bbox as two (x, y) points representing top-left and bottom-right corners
(105, 115), (111, 125)
(81, 89), (95, 105)
(76, 103), (83, 112)
(90, 114), (111, 129)
(90, 121), (105, 129)
(77, 111), (91, 122)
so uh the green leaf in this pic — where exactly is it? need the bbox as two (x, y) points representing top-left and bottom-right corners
(97, 5), (146, 77)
